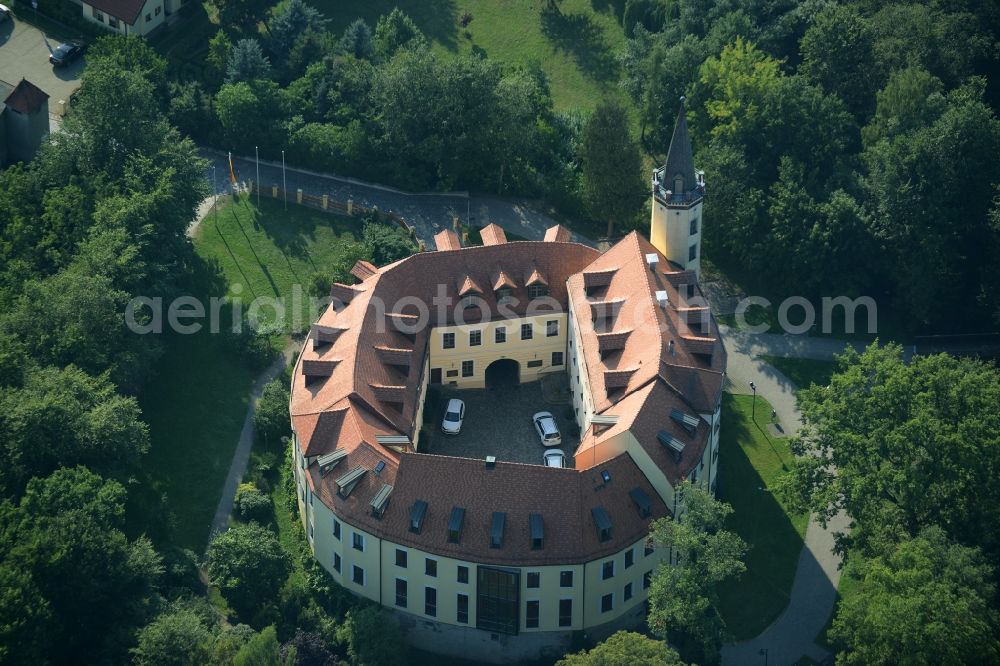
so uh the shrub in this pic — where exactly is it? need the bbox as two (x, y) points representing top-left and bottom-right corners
(206, 523), (291, 621)
(235, 483), (273, 524)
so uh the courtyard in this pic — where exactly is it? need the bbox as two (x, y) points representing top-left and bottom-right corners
(420, 373), (579, 467)
(0, 16), (84, 115)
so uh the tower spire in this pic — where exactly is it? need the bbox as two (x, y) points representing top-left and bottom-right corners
(663, 97), (696, 195)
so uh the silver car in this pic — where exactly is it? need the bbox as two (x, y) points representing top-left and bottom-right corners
(532, 411), (562, 447)
(543, 449), (566, 468)
(441, 398), (465, 435)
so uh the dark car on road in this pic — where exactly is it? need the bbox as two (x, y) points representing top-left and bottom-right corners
(0, 4), (12, 23)
(50, 41), (85, 67)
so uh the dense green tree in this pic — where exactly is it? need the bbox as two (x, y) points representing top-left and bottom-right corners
(557, 630), (687, 665)
(235, 625), (290, 666)
(861, 67), (946, 147)
(362, 218), (416, 265)
(207, 523), (291, 620)
(254, 379), (291, 449)
(374, 7), (427, 60)
(340, 18), (374, 60)
(206, 30), (234, 90)
(132, 600), (217, 666)
(280, 630), (337, 666)
(214, 0), (270, 32)
(216, 80), (289, 153)
(579, 99), (645, 238)
(776, 343), (1000, 560)
(227, 38), (273, 84)
(86, 34), (170, 103)
(235, 483), (273, 524)
(168, 80), (216, 142)
(647, 483), (746, 664)
(830, 527), (1000, 665)
(268, 0), (328, 66)
(0, 467), (162, 663)
(336, 606), (407, 666)
(0, 365), (149, 496)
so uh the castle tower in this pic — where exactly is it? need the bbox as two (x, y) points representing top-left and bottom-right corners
(650, 99), (704, 277)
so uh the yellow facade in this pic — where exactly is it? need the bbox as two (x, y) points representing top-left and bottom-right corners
(428, 313), (568, 389)
(649, 198), (703, 278)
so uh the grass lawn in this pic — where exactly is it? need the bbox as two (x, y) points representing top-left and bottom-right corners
(717, 393), (810, 640)
(311, 0), (629, 112)
(759, 356), (837, 392)
(135, 197), (364, 552)
(194, 195), (365, 331)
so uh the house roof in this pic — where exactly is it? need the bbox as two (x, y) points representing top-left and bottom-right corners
(83, 0), (146, 24)
(3, 79), (48, 115)
(291, 225), (725, 564)
(662, 101), (697, 195)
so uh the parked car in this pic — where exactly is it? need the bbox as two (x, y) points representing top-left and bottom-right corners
(0, 5), (12, 23)
(441, 398), (465, 435)
(532, 411), (562, 447)
(50, 41), (86, 67)
(543, 449), (566, 468)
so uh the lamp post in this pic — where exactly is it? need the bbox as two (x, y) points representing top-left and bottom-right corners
(212, 165), (217, 221)
(281, 150), (287, 210)
(749, 381), (757, 421)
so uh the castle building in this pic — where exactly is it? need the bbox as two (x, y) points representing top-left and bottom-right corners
(289, 105), (724, 662)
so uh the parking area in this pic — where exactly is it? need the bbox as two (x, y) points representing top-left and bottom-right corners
(0, 14), (84, 114)
(421, 374), (580, 467)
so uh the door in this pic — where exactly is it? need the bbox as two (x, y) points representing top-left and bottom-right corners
(430, 368), (442, 384)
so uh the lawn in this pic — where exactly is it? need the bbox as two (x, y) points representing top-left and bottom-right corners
(135, 197), (365, 552)
(194, 195), (366, 331)
(305, 0), (629, 112)
(759, 356), (837, 392)
(717, 393), (810, 640)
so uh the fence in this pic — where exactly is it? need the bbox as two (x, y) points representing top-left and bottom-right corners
(247, 180), (415, 237)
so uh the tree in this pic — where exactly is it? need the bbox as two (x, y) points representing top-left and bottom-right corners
(336, 606), (407, 666)
(86, 34), (169, 103)
(341, 18), (374, 60)
(235, 483), (273, 523)
(373, 7), (426, 61)
(0, 365), (149, 496)
(206, 29), (234, 90)
(861, 67), (945, 147)
(647, 483), (747, 664)
(830, 527), (1000, 665)
(206, 523), (291, 620)
(557, 631), (687, 665)
(234, 625), (291, 666)
(775, 343), (1000, 561)
(579, 99), (645, 238)
(132, 600), (217, 666)
(216, 80), (288, 153)
(280, 630), (337, 666)
(215, 0), (270, 32)
(362, 218), (416, 265)
(0, 467), (163, 663)
(254, 378), (291, 449)
(269, 0), (328, 63)
(227, 38), (273, 84)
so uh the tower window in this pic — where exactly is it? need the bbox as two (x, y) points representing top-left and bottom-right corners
(690, 218), (699, 235)
(688, 244), (698, 262)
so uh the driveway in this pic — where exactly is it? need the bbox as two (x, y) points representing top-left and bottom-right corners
(421, 378), (578, 467)
(0, 14), (84, 114)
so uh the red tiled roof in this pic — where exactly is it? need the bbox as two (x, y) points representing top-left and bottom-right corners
(3, 79), (48, 115)
(83, 0), (146, 24)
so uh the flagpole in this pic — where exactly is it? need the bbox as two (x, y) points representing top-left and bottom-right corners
(212, 165), (217, 221)
(255, 145), (261, 207)
(282, 150), (287, 210)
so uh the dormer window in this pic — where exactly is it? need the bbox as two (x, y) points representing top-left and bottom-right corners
(528, 284), (548, 299)
(496, 286), (513, 301)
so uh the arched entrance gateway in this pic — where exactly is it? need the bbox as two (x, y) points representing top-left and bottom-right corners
(485, 358), (520, 389)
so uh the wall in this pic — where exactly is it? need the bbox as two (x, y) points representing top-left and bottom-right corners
(567, 298), (595, 432)
(82, 0), (165, 36)
(3, 104), (48, 164)
(428, 313), (568, 389)
(649, 198), (702, 278)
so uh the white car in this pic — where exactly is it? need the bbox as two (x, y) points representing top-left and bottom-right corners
(441, 398), (465, 435)
(543, 449), (566, 468)
(532, 411), (562, 447)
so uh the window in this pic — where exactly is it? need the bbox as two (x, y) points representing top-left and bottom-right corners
(442, 332), (455, 349)
(546, 320), (559, 337)
(457, 566), (469, 584)
(691, 467), (698, 484)
(526, 572), (540, 589)
(145, 12), (152, 21)
(558, 599), (572, 627)
(551, 351), (564, 366)
(526, 600), (539, 629)
(713, 446), (720, 463)
(352, 566), (365, 586)
(457, 594), (469, 624)
(644, 540), (654, 557)
(395, 578), (407, 607)
(333, 520), (341, 540)
(625, 548), (634, 569)
(690, 217), (699, 235)
(469, 330), (482, 347)
(395, 549), (407, 567)
(521, 323), (533, 340)
(333, 553), (341, 573)
(477, 567), (520, 635)
(308, 525), (314, 539)
(109, 16), (119, 27)
(624, 582), (633, 601)
(425, 558), (437, 577)
(352, 532), (364, 552)
(528, 284), (548, 298)
(643, 571), (652, 590)
(688, 244), (698, 262)
(461, 360), (474, 377)
(559, 570), (573, 588)
(425, 587), (437, 617)
(602, 560), (615, 580)
(495, 327), (506, 344)
(155, 5), (161, 15)
(92, 7), (104, 21)
(601, 593), (613, 613)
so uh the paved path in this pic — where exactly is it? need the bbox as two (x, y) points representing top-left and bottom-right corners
(720, 327), (850, 666)
(206, 340), (297, 550)
(199, 149), (595, 247)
